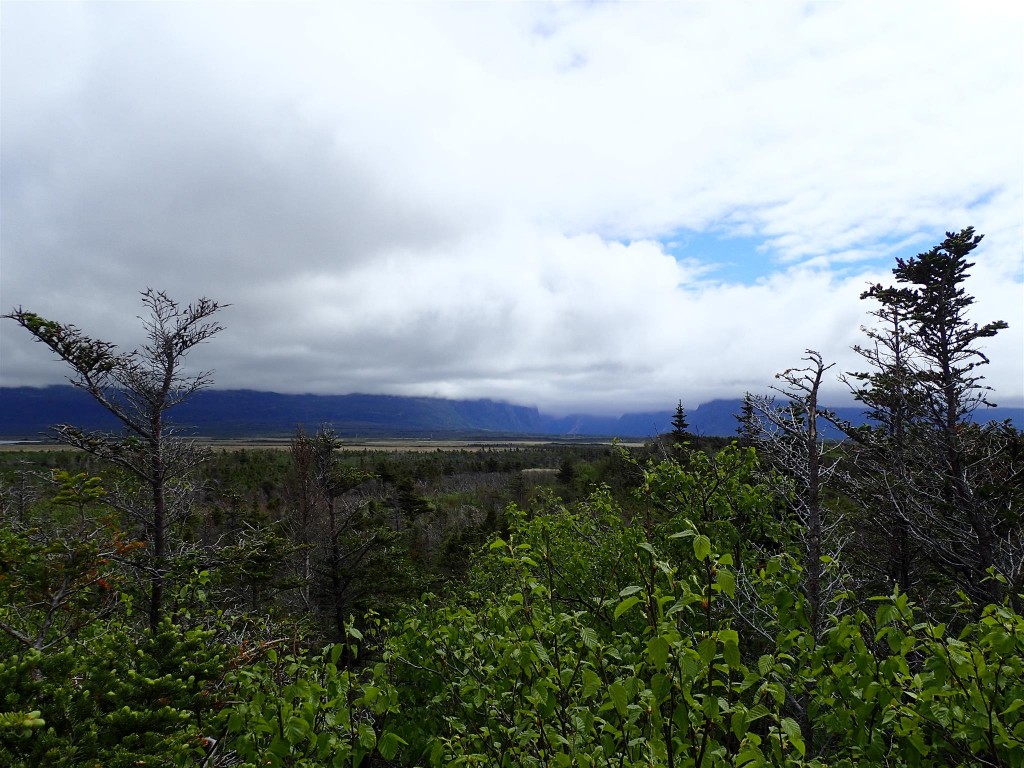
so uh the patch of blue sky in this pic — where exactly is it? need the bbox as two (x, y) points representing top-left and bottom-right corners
(657, 228), (947, 285)
(658, 230), (777, 285)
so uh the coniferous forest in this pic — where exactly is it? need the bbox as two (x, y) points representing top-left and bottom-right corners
(1, 229), (1022, 766)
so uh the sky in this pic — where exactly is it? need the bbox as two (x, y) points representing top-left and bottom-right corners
(1, 1), (1022, 416)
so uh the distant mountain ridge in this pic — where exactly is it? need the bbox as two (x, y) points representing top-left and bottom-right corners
(1, 386), (1021, 440)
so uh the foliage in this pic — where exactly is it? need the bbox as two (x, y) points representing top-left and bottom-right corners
(1, 443), (1021, 767)
(0, 471), (138, 652)
(213, 453), (1024, 767)
(219, 619), (405, 768)
(0, 576), (232, 767)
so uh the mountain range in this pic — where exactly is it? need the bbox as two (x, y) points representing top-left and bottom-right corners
(1, 386), (1021, 441)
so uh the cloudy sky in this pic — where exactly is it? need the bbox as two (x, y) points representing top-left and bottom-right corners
(2, 1), (1021, 415)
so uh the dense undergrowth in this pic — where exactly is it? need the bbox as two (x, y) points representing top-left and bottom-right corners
(1, 442), (1021, 767)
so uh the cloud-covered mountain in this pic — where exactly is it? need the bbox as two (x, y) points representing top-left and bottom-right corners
(2, 387), (1020, 441)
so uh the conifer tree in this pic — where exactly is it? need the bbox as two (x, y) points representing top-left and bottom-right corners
(735, 393), (760, 447)
(5, 290), (226, 628)
(844, 229), (1019, 600)
(669, 400), (694, 459)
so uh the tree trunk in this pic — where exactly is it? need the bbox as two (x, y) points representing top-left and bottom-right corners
(149, 430), (165, 631)
(328, 495), (346, 642)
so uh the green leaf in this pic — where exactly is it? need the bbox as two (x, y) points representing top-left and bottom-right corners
(330, 644), (344, 665)
(735, 743), (766, 767)
(582, 669), (603, 699)
(781, 717), (805, 756)
(716, 568), (736, 598)
(731, 709), (747, 739)
(723, 641), (741, 670)
(908, 731), (930, 756)
(285, 716), (309, 746)
(614, 595), (642, 620)
(357, 721), (376, 750)
(702, 693), (720, 719)
(1003, 699), (1024, 716)
(718, 628), (739, 645)
(580, 626), (598, 650)
(647, 636), (671, 668)
(698, 636), (717, 667)
(377, 731), (407, 761)
(650, 672), (672, 699)
(746, 704), (770, 723)
(694, 534), (712, 561)
(608, 681), (628, 716)
(767, 682), (786, 705)
(875, 602), (898, 628)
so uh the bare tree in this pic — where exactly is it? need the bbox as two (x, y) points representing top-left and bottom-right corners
(284, 425), (318, 611)
(750, 351), (845, 636)
(5, 289), (226, 628)
(744, 351), (850, 758)
(0, 462), (41, 526)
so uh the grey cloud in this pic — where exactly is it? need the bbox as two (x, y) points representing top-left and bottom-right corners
(2, 3), (458, 306)
(2, 2), (1021, 415)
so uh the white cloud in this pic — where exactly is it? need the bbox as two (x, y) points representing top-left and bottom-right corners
(2, 1), (1021, 414)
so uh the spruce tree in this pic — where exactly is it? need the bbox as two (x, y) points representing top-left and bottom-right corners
(845, 228), (1018, 600)
(669, 400), (694, 460)
(735, 393), (760, 447)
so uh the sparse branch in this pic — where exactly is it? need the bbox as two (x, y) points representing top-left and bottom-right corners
(4, 289), (227, 628)
(753, 350), (845, 642)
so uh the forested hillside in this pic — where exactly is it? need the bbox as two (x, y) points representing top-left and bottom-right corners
(1, 231), (1022, 766)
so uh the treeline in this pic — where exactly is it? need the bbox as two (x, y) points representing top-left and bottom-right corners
(1, 229), (1022, 766)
